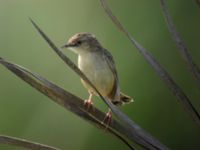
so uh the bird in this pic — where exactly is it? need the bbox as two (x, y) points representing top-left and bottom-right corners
(61, 32), (133, 122)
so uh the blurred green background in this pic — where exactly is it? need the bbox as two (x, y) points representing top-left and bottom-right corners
(0, 0), (200, 149)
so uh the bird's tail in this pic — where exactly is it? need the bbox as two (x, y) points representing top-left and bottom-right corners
(120, 92), (133, 104)
(112, 92), (133, 106)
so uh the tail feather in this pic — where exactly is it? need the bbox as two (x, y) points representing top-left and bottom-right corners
(112, 92), (133, 106)
(120, 92), (133, 104)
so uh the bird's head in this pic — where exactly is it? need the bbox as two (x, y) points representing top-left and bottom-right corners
(61, 32), (101, 54)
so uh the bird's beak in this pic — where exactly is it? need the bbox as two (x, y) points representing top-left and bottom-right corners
(61, 43), (76, 49)
(61, 44), (70, 49)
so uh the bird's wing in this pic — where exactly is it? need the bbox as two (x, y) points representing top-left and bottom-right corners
(102, 49), (120, 101)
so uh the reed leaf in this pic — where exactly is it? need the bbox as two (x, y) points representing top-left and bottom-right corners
(0, 134), (60, 150)
(29, 19), (168, 150)
(160, 0), (200, 89)
(0, 57), (137, 150)
(100, 0), (200, 127)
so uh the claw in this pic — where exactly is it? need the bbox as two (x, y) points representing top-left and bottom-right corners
(101, 109), (112, 127)
(84, 93), (94, 111)
(84, 98), (93, 110)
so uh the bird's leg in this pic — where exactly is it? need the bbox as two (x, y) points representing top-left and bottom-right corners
(84, 92), (94, 111)
(101, 108), (112, 127)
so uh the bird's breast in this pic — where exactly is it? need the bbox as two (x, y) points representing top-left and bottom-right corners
(78, 53), (114, 97)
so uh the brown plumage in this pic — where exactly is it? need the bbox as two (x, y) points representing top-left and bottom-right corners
(62, 32), (133, 106)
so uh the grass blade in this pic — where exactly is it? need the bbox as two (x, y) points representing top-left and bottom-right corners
(100, 0), (200, 127)
(0, 134), (60, 150)
(0, 57), (136, 150)
(160, 0), (200, 89)
(29, 19), (169, 149)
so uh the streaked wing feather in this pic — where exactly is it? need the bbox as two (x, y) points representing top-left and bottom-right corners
(102, 49), (120, 101)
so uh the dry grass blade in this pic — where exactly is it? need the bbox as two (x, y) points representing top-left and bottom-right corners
(0, 135), (59, 150)
(29, 19), (169, 150)
(29, 18), (117, 118)
(0, 57), (136, 150)
(160, 0), (200, 89)
(100, 0), (200, 127)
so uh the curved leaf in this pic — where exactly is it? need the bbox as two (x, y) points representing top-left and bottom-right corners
(100, 0), (200, 128)
(0, 135), (59, 150)
(160, 0), (200, 89)
(29, 19), (168, 150)
(0, 57), (137, 149)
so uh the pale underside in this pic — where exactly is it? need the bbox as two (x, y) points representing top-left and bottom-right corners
(78, 52), (116, 99)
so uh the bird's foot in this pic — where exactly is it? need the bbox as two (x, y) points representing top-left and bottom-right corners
(101, 109), (112, 128)
(84, 99), (94, 111)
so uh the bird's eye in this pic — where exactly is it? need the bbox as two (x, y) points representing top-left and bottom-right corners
(76, 41), (82, 45)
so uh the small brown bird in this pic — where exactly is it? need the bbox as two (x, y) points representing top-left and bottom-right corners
(62, 33), (133, 121)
